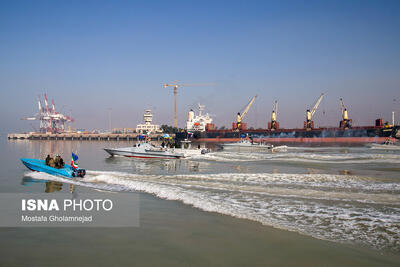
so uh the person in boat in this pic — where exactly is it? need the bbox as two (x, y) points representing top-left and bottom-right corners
(45, 154), (51, 165)
(54, 155), (60, 168)
(54, 154), (65, 169)
(59, 156), (65, 168)
(48, 157), (56, 168)
(161, 141), (165, 148)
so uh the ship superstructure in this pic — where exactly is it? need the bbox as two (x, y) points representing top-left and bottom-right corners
(186, 104), (213, 132)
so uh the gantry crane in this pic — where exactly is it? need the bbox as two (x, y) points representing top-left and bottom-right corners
(21, 93), (73, 133)
(304, 93), (324, 129)
(339, 98), (352, 129)
(233, 95), (257, 131)
(268, 100), (279, 130)
(163, 81), (213, 128)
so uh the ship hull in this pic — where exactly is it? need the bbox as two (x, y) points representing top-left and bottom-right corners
(177, 126), (400, 145)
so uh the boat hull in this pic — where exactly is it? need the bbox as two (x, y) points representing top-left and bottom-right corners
(220, 143), (272, 152)
(21, 158), (85, 178)
(104, 148), (183, 159)
(369, 144), (400, 150)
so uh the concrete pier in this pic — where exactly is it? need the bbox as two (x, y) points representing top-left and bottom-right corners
(7, 132), (172, 141)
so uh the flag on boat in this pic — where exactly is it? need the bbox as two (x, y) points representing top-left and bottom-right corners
(162, 134), (172, 139)
(71, 153), (79, 169)
(138, 134), (147, 140)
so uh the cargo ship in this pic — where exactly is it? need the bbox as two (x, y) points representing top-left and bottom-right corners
(176, 124), (400, 145)
(176, 97), (400, 145)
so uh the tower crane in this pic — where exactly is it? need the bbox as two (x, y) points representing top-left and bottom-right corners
(339, 98), (352, 128)
(305, 93), (324, 129)
(234, 95), (257, 131)
(163, 81), (213, 128)
(269, 100), (279, 130)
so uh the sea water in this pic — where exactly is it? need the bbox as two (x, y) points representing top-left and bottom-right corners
(1, 139), (400, 266)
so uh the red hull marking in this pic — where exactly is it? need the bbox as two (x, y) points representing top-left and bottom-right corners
(196, 137), (393, 143)
(123, 155), (180, 159)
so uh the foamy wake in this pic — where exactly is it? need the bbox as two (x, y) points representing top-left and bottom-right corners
(26, 171), (400, 252)
(188, 151), (400, 164)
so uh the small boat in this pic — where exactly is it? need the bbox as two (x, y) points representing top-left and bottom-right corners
(173, 139), (211, 157)
(21, 158), (86, 178)
(368, 139), (400, 150)
(221, 139), (270, 149)
(104, 142), (184, 159)
(220, 139), (287, 152)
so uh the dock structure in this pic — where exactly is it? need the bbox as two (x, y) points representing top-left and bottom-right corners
(7, 133), (172, 141)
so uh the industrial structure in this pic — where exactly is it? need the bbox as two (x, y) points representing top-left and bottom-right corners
(22, 94), (73, 133)
(163, 80), (213, 128)
(233, 95), (257, 131)
(136, 109), (162, 134)
(11, 89), (399, 145)
(339, 98), (352, 129)
(304, 93), (324, 130)
(268, 100), (279, 130)
(176, 91), (399, 145)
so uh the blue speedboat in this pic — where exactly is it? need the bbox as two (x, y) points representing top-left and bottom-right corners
(21, 158), (86, 178)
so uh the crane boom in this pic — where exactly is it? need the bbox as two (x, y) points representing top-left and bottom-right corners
(340, 98), (346, 115)
(271, 100), (278, 121)
(38, 96), (42, 114)
(163, 81), (214, 128)
(340, 97), (350, 122)
(239, 95), (257, 121)
(310, 93), (324, 118)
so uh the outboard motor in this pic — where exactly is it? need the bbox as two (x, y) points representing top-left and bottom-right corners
(72, 168), (86, 178)
(201, 148), (210, 154)
(77, 169), (86, 178)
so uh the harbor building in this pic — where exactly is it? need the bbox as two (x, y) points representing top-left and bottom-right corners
(136, 109), (162, 134)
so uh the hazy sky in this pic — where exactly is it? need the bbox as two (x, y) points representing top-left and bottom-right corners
(1, 0), (399, 133)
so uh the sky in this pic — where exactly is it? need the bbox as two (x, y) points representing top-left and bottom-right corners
(0, 0), (399, 133)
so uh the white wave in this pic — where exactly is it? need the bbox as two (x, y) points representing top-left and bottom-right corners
(24, 170), (400, 252)
(189, 151), (400, 164)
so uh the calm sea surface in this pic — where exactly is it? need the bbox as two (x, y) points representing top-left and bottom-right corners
(1, 138), (400, 266)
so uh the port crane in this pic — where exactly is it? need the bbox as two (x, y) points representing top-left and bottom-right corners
(305, 93), (324, 129)
(339, 98), (352, 129)
(163, 81), (213, 128)
(21, 93), (73, 133)
(269, 100), (279, 130)
(233, 95), (257, 131)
